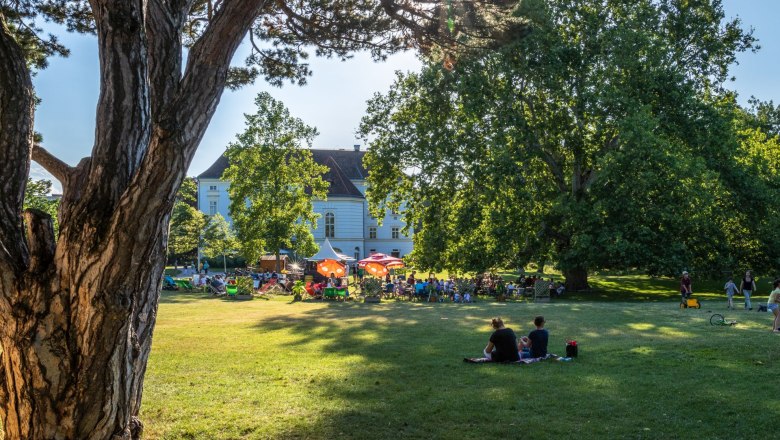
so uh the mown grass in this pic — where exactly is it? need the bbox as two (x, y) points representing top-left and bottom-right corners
(141, 285), (780, 439)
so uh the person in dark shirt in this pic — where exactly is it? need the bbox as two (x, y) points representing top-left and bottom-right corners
(519, 316), (549, 358)
(680, 271), (693, 302)
(484, 317), (520, 362)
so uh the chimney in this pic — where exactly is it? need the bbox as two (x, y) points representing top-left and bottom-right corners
(353, 144), (360, 152)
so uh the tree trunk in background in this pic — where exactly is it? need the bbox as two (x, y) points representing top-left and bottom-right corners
(563, 267), (590, 291)
(275, 249), (281, 273)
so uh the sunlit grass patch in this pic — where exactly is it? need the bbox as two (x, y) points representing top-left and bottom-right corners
(142, 286), (780, 439)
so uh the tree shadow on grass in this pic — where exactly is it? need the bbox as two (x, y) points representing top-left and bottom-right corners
(247, 301), (780, 439)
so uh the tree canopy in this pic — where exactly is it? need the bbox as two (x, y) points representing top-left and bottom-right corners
(223, 92), (329, 270)
(360, 0), (775, 287)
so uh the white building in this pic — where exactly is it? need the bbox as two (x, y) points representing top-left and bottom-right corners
(196, 146), (414, 260)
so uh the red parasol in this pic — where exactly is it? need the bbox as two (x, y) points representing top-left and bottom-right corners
(357, 253), (405, 269)
(364, 261), (389, 277)
(316, 259), (346, 277)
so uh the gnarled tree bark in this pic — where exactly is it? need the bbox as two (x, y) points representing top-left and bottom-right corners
(1, 1), (518, 437)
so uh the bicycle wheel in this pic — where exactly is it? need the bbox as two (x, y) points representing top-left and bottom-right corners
(710, 314), (725, 326)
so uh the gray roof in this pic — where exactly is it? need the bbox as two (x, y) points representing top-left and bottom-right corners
(197, 149), (367, 199)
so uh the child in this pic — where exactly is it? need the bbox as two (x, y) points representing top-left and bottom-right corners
(768, 279), (780, 333)
(463, 292), (472, 303)
(518, 316), (549, 358)
(724, 277), (739, 310)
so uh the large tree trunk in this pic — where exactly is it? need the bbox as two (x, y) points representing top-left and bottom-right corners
(0, 2), (266, 438)
(563, 266), (589, 291)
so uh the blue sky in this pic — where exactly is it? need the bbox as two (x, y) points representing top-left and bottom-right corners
(30, 0), (780, 192)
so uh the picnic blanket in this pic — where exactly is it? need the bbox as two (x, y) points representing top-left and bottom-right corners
(463, 354), (568, 364)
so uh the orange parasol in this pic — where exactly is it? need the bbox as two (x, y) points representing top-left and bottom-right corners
(364, 261), (389, 277)
(316, 259), (345, 278)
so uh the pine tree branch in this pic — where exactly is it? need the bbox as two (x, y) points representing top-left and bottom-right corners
(32, 144), (74, 184)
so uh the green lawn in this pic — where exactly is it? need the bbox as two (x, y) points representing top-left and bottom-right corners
(141, 287), (780, 439)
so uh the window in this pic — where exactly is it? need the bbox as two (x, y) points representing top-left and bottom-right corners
(368, 227), (377, 239)
(325, 212), (335, 238)
(391, 249), (400, 258)
(209, 200), (217, 215)
(354, 247), (360, 261)
(391, 227), (400, 239)
(209, 185), (217, 191)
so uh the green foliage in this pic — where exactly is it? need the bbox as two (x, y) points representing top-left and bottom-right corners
(201, 213), (237, 264)
(23, 178), (59, 235)
(360, 0), (769, 280)
(361, 277), (383, 297)
(235, 277), (254, 296)
(223, 92), (329, 265)
(168, 177), (205, 256)
(291, 280), (306, 296)
(0, 1), (93, 69)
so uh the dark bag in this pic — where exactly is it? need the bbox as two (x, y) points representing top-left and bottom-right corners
(566, 340), (578, 358)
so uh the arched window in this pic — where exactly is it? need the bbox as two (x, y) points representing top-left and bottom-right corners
(325, 212), (335, 238)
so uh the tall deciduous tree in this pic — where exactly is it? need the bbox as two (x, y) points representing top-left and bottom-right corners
(168, 179), (206, 257)
(361, 0), (758, 288)
(201, 213), (237, 275)
(223, 92), (329, 272)
(0, 1), (523, 438)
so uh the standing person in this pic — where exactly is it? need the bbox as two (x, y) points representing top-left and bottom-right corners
(680, 271), (692, 302)
(519, 316), (549, 359)
(483, 317), (520, 362)
(739, 270), (757, 311)
(768, 279), (780, 333)
(203, 260), (209, 274)
(724, 277), (739, 310)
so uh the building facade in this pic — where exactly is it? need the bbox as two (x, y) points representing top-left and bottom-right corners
(196, 147), (413, 260)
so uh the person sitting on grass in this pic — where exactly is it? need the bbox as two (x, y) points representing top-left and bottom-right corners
(483, 317), (520, 362)
(768, 279), (780, 333)
(518, 316), (549, 359)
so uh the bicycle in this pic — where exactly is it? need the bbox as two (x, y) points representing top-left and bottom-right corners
(710, 314), (737, 326)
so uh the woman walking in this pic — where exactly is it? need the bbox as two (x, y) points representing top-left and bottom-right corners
(739, 270), (757, 311)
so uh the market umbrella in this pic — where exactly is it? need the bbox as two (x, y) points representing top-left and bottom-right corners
(357, 253), (405, 269)
(364, 261), (389, 277)
(316, 259), (345, 277)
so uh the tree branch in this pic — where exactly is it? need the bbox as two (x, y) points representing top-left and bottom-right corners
(32, 144), (74, 184)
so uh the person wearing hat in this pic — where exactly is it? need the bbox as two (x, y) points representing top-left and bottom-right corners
(680, 271), (692, 302)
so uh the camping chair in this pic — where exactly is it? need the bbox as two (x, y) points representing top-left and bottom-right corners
(207, 282), (226, 296)
(175, 279), (194, 291)
(162, 276), (178, 291)
(226, 285), (238, 296)
(258, 278), (278, 294)
(323, 287), (338, 299)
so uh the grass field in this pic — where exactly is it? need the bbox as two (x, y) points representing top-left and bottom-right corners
(141, 282), (780, 440)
